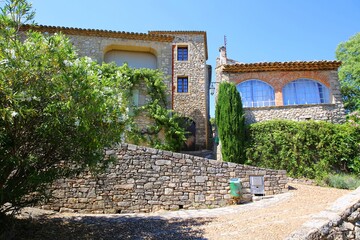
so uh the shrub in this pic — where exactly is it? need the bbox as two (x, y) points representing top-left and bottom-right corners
(245, 120), (360, 179)
(325, 174), (360, 190)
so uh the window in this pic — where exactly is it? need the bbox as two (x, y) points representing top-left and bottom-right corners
(177, 46), (188, 61)
(236, 80), (275, 107)
(127, 89), (140, 116)
(177, 77), (188, 93)
(283, 79), (330, 105)
(132, 89), (139, 107)
(104, 50), (157, 69)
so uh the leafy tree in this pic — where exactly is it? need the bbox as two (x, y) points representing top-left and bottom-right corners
(0, 0), (131, 216)
(336, 32), (360, 112)
(0, 0), (188, 221)
(215, 82), (245, 163)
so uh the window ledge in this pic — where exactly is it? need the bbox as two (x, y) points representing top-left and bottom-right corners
(244, 103), (337, 110)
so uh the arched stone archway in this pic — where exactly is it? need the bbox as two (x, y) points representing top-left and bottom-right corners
(180, 118), (196, 151)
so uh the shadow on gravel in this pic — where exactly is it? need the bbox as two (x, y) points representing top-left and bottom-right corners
(9, 215), (212, 240)
(288, 185), (298, 190)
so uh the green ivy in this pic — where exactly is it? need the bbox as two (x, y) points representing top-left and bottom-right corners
(103, 63), (187, 152)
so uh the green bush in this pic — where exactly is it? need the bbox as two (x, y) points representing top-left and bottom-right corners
(0, 0), (187, 218)
(245, 120), (360, 179)
(324, 174), (360, 190)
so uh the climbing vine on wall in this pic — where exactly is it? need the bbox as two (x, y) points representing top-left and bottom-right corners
(103, 63), (187, 151)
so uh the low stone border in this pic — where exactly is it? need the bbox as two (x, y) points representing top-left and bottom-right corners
(287, 177), (317, 186)
(286, 186), (360, 240)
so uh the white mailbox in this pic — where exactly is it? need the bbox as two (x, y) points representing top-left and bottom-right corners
(250, 176), (265, 195)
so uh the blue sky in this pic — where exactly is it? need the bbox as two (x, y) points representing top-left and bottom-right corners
(21, 1), (360, 116)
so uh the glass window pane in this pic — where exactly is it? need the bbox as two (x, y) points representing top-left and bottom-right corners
(177, 47), (188, 61)
(283, 79), (330, 105)
(177, 77), (188, 93)
(237, 80), (275, 108)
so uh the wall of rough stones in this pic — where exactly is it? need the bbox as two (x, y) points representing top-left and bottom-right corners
(229, 69), (346, 124)
(41, 144), (288, 214)
(244, 103), (345, 124)
(171, 33), (210, 149)
(21, 27), (212, 150)
(69, 32), (210, 149)
(287, 186), (360, 240)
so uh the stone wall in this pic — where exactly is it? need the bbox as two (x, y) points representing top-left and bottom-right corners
(287, 186), (360, 240)
(70, 32), (211, 149)
(171, 33), (210, 149)
(225, 69), (345, 124)
(41, 144), (288, 214)
(22, 26), (211, 150)
(244, 103), (345, 124)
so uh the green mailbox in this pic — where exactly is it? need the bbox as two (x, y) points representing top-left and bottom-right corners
(229, 178), (241, 197)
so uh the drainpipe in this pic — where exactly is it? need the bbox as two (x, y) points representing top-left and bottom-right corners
(172, 44), (175, 110)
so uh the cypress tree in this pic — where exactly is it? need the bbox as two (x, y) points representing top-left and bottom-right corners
(215, 82), (245, 163)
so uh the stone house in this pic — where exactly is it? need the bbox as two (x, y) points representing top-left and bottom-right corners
(216, 47), (346, 124)
(215, 47), (346, 161)
(21, 25), (212, 150)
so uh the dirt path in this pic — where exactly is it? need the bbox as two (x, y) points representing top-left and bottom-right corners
(13, 183), (352, 240)
(198, 183), (351, 239)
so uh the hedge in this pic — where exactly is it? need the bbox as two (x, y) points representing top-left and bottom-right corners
(245, 120), (360, 179)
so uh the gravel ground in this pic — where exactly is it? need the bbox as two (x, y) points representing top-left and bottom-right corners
(9, 183), (351, 240)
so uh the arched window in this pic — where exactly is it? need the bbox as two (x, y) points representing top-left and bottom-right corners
(283, 79), (330, 105)
(236, 80), (275, 108)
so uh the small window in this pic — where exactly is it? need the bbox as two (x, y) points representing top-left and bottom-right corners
(177, 46), (188, 61)
(132, 89), (139, 107)
(177, 77), (188, 93)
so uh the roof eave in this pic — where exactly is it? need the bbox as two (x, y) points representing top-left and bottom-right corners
(223, 61), (342, 73)
(20, 24), (175, 42)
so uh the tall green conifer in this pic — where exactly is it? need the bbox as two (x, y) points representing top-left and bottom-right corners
(215, 82), (245, 163)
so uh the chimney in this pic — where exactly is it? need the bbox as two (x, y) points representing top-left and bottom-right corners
(219, 46), (227, 64)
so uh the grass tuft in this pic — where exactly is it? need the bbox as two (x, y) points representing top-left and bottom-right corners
(324, 174), (360, 190)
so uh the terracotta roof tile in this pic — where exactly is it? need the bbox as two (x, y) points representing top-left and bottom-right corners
(223, 61), (341, 73)
(20, 24), (174, 42)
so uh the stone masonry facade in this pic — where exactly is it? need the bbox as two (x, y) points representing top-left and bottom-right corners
(244, 103), (345, 125)
(215, 47), (345, 124)
(223, 69), (345, 124)
(41, 144), (288, 214)
(21, 26), (211, 149)
(156, 32), (211, 149)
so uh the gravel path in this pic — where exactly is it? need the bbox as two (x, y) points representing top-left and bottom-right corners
(12, 183), (351, 240)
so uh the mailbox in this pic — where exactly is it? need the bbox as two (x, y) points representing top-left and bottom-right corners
(250, 176), (264, 195)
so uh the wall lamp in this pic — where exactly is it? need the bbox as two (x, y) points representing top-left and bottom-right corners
(209, 81), (220, 95)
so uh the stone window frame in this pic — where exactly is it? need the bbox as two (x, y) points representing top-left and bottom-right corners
(175, 44), (190, 62)
(176, 76), (190, 93)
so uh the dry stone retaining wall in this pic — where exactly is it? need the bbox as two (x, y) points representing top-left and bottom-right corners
(42, 144), (288, 214)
